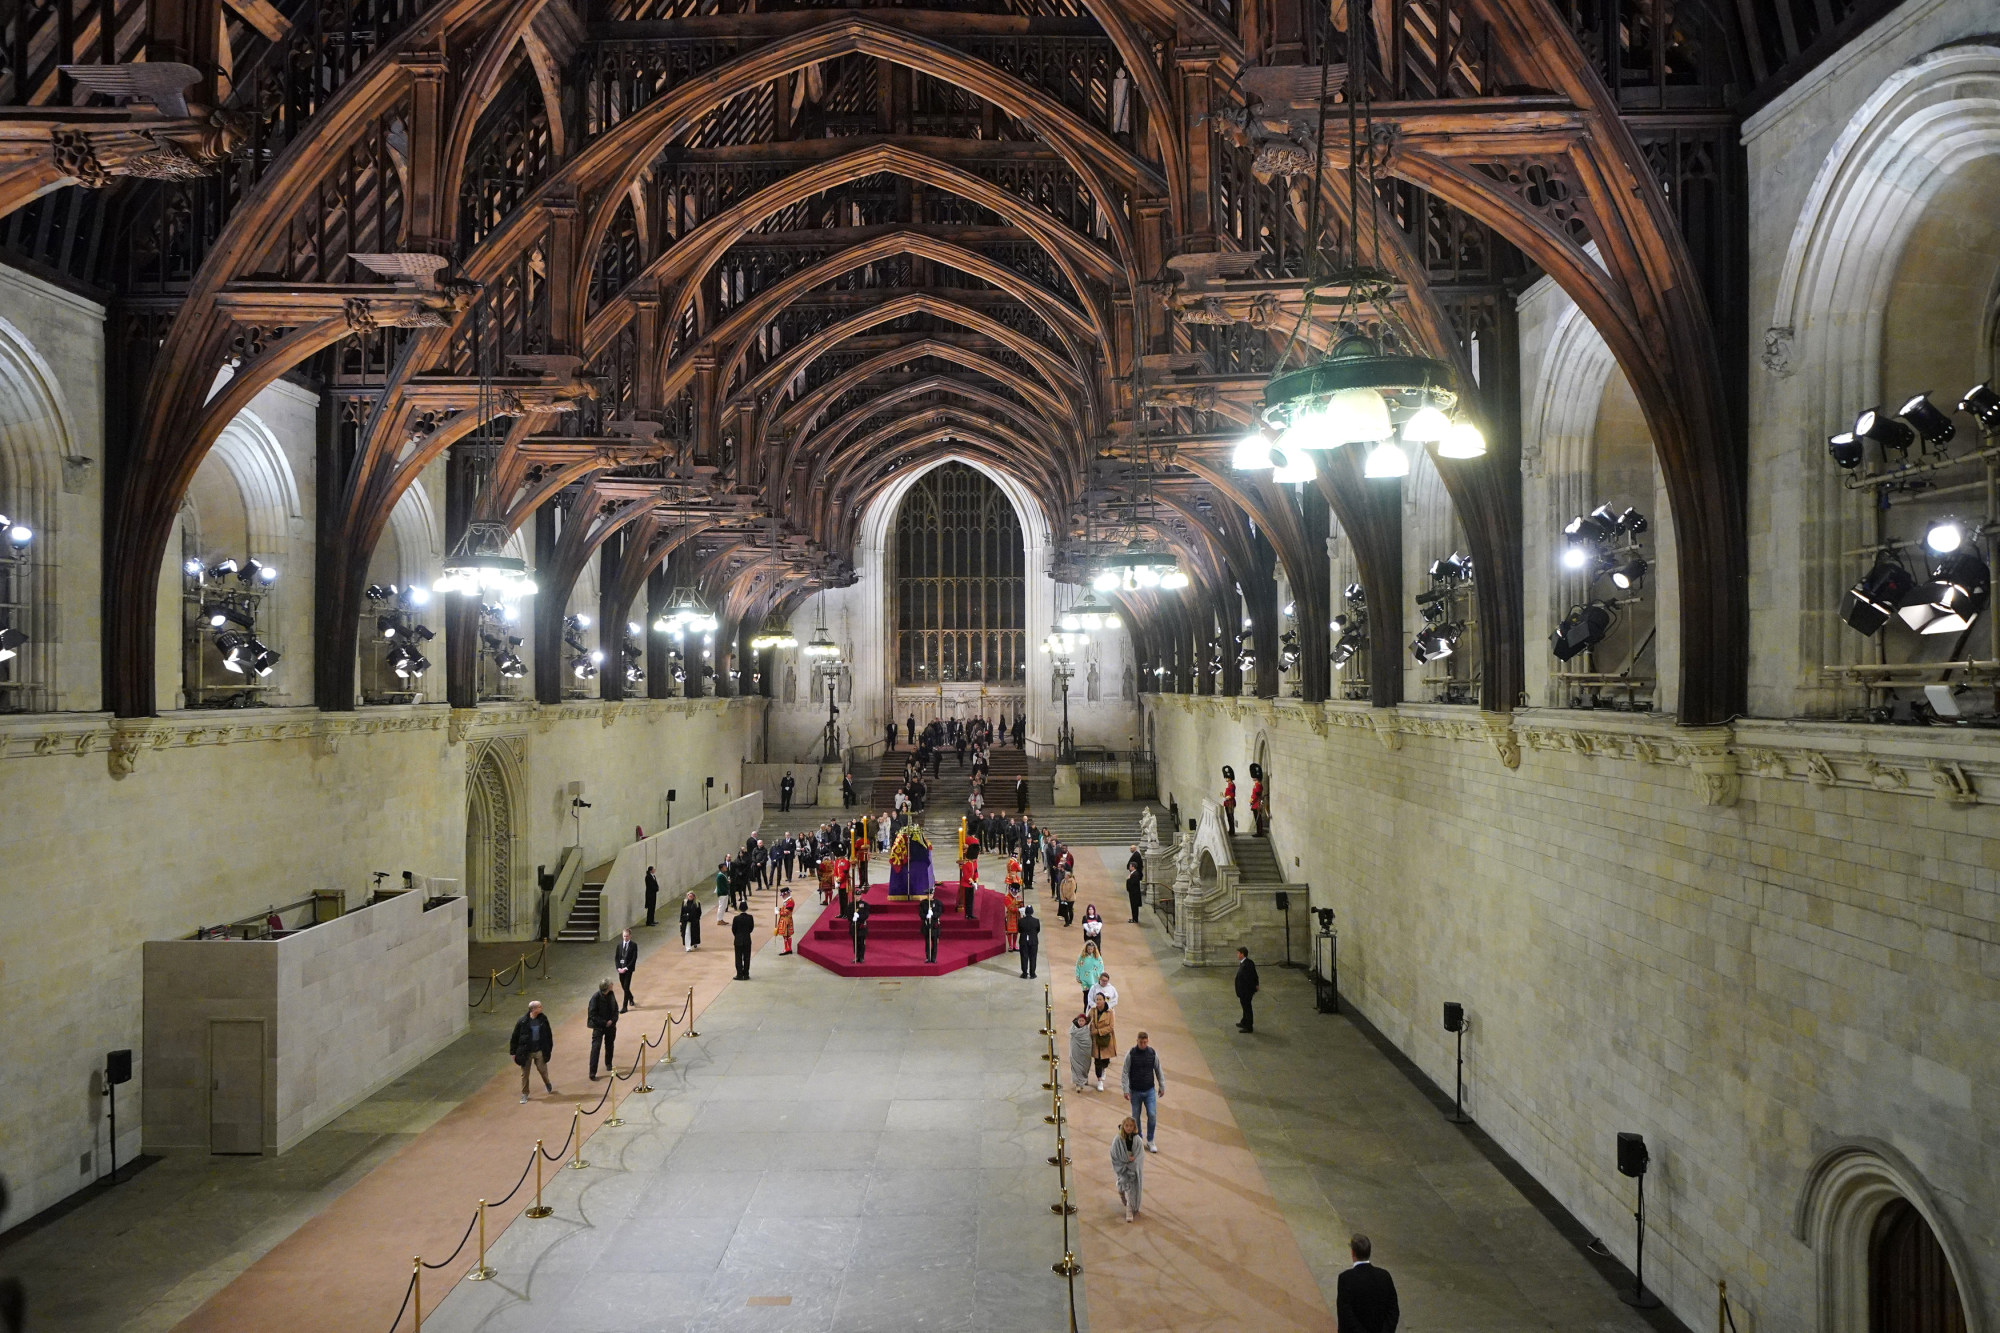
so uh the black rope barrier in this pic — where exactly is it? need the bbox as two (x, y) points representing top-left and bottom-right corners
(488, 1149), (537, 1209)
(540, 1116), (577, 1161)
(420, 1210), (479, 1270)
(385, 1269), (417, 1332)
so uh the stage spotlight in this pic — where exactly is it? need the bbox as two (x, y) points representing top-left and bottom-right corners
(0, 625), (25, 661)
(1561, 543), (1591, 571)
(1926, 519), (1966, 554)
(1344, 583), (1365, 606)
(1826, 432), (1864, 469)
(1550, 603), (1613, 662)
(365, 584), (393, 601)
(247, 640), (281, 677)
(401, 584), (431, 607)
(1961, 382), (2000, 430)
(1839, 554), (1917, 635)
(184, 558), (205, 576)
(1898, 550), (1991, 635)
(1608, 557), (1649, 591)
(410, 624), (437, 642)
(1854, 406), (1915, 453)
(1564, 511), (1613, 546)
(214, 630), (249, 672)
(377, 615), (400, 638)
(207, 559), (240, 579)
(1613, 508), (1648, 536)
(1899, 393), (1957, 447)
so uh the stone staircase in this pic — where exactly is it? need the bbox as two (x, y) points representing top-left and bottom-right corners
(864, 746), (1056, 820)
(1037, 802), (1170, 847)
(1229, 834), (1284, 882)
(557, 864), (608, 941)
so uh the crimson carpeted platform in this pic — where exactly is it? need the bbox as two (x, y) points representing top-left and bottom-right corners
(797, 881), (1013, 977)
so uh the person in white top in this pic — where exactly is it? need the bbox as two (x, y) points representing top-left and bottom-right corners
(1088, 973), (1118, 1012)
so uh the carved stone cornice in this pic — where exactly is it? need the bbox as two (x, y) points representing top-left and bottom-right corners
(1146, 695), (2000, 808)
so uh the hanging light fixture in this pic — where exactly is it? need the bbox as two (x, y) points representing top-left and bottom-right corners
(434, 520), (538, 600)
(751, 622), (799, 650)
(802, 624), (841, 658)
(1362, 438), (1409, 478)
(653, 585), (719, 635)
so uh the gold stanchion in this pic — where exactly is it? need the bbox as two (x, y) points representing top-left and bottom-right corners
(412, 1257), (423, 1330)
(684, 986), (699, 1037)
(661, 1019), (675, 1066)
(1047, 1134), (1069, 1167)
(634, 1039), (656, 1092)
(525, 1142), (552, 1218)
(1050, 1185), (1076, 1217)
(467, 1200), (495, 1280)
(538, 941), (553, 980)
(1053, 1248), (1081, 1277)
(604, 1072), (625, 1127)
(566, 1109), (588, 1170)
(513, 956), (528, 995)
(484, 970), (497, 1014)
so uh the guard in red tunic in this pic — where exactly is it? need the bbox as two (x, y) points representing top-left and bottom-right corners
(775, 892), (796, 955)
(1249, 762), (1268, 837)
(1221, 764), (1238, 837)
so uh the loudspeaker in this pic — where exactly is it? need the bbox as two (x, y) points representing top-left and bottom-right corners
(667, 788), (677, 803)
(1443, 1002), (1464, 1033)
(105, 1049), (132, 1085)
(1617, 1132), (1649, 1178)
(705, 776), (714, 788)
(1274, 891), (1289, 911)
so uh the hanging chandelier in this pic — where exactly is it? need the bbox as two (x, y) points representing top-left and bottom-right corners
(1059, 591), (1121, 634)
(802, 625), (841, 659)
(1090, 540), (1190, 593)
(652, 585), (719, 635)
(434, 520), (538, 599)
(750, 622), (799, 650)
(1234, 14), (1486, 485)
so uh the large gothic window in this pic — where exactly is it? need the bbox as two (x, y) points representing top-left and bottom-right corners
(894, 463), (1025, 685)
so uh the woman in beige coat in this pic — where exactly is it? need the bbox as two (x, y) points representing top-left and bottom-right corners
(1089, 994), (1117, 1090)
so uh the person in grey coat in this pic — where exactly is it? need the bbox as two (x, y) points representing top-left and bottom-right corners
(1068, 1010), (1094, 1092)
(1111, 1116), (1144, 1222)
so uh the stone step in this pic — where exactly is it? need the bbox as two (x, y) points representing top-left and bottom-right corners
(557, 885), (604, 942)
(1230, 835), (1284, 883)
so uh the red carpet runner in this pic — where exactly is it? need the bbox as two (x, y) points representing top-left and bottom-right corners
(796, 881), (1012, 977)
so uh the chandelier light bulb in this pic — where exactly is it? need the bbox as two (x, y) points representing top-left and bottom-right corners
(1092, 571), (1118, 592)
(1232, 431), (1277, 471)
(1282, 405), (1339, 452)
(1363, 439), (1410, 479)
(1437, 422), (1488, 459)
(1323, 388), (1393, 445)
(1270, 443), (1318, 484)
(1402, 404), (1451, 444)
(1161, 569), (1189, 590)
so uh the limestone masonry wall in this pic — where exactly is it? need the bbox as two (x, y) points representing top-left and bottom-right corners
(0, 697), (759, 1224)
(1146, 695), (1996, 1333)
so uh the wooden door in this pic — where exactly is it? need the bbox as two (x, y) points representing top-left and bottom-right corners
(1870, 1198), (1967, 1333)
(208, 1019), (265, 1155)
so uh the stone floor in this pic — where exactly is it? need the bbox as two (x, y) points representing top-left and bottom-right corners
(0, 844), (1689, 1333)
(423, 895), (1075, 1333)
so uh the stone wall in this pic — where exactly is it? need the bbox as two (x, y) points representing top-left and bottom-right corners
(0, 696), (759, 1225)
(1145, 694), (1996, 1332)
(141, 888), (467, 1154)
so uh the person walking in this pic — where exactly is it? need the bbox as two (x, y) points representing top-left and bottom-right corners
(510, 999), (555, 1103)
(906, 713), (916, 746)
(779, 769), (795, 811)
(1057, 871), (1077, 927)
(775, 891), (796, 956)
(731, 902), (756, 980)
(920, 893), (942, 965)
(1336, 1235), (1400, 1332)
(1075, 941), (1104, 1012)
(1235, 946), (1260, 1033)
(1088, 971), (1118, 1014)
(1125, 846), (1144, 923)
(1089, 994), (1117, 1090)
(1081, 904), (1103, 948)
(1014, 774), (1028, 814)
(613, 929), (638, 1011)
(678, 889), (702, 951)
(1018, 903), (1040, 978)
(1111, 1116), (1144, 1222)
(1119, 1031), (1164, 1153)
(1068, 1010), (1093, 1091)
(587, 980), (619, 1080)
(842, 770), (856, 808)
(644, 865), (660, 927)
(714, 860), (731, 923)
(850, 896), (872, 964)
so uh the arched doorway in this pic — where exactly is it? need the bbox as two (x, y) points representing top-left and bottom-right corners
(1871, 1200), (1967, 1333)
(465, 742), (522, 940)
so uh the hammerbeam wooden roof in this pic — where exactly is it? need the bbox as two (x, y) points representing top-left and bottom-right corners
(0, 0), (1898, 720)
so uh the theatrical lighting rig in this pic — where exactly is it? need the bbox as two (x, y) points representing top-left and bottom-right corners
(562, 613), (600, 682)
(1550, 602), (1616, 663)
(622, 622), (645, 685)
(366, 584), (433, 688)
(1411, 555), (1471, 668)
(183, 553), (283, 702)
(1330, 583), (1368, 672)
(434, 520), (537, 600)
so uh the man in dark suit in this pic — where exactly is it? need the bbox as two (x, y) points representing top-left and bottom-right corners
(779, 770), (795, 811)
(1234, 947), (1260, 1033)
(920, 894), (943, 964)
(1017, 903), (1040, 978)
(614, 929), (639, 1011)
(1126, 845), (1145, 922)
(850, 897), (872, 963)
(643, 866), (659, 926)
(731, 904), (756, 979)
(587, 980), (619, 1080)
(1335, 1234), (1399, 1332)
